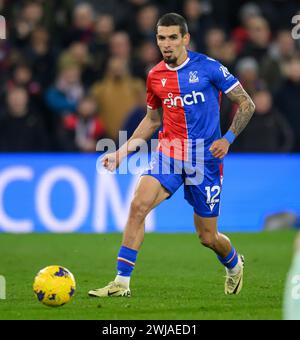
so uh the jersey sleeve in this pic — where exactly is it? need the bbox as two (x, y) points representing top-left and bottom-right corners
(207, 58), (240, 94)
(146, 71), (162, 110)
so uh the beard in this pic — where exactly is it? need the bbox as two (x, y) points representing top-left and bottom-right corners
(163, 56), (177, 65)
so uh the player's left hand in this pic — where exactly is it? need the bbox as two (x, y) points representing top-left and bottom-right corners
(209, 138), (230, 159)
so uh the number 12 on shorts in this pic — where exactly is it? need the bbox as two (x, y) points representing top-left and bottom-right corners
(205, 186), (220, 204)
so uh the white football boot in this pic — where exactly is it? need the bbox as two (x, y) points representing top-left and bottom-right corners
(88, 281), (131, 297)
(224, 255), (245, 295)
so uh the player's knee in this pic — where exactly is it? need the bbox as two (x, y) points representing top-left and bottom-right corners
(129, 198), (152, 221)
(199, 233), (217, 249)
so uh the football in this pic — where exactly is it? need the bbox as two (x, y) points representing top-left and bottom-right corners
(33, 266), (76, 307)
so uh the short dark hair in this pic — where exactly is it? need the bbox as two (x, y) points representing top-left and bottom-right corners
(156, 13), (189, 36)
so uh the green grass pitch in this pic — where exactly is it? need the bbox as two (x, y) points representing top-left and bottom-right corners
(0, 231), (296, 320)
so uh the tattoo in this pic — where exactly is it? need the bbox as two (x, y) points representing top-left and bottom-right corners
(226, 84), (255, 137)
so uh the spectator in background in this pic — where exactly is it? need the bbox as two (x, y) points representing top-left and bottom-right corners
(108, 31), (141, 78)
(4, 62), (56, 143)
(12, 1), (45, 49)
(45, 65), (84, 117)
(41, 0), (73, 41)
(58, 41), (95, 87)
(21, 2), (44, 27)
(118, 0), (157, 30)
(205, 27), (226, 58)
(204, 27), (237, 69)
(258, 0), (300, 32)
(276, 55), (300, 152)
(60, 96), (105, 152)
(109, 31), (132, 72)
(235, 57), (264, 95)
(109, 31), (130, 60)
(89, 14), (115, 79)
(23, 26), (57, 89)
(6, 63), (41, 98)
(125, 0), (153, 14)
(129, 3), (159, 46)
(63, 2), (95, 47)
(73, 0), (133, 29)
(223, 57), (265, 133)
(91, 56), (144, 141)
(232, 89), (294, 153)
(239, 16), (271, 64)
(231, 3), (262, 54)
(135, 40), (160, 80)
(2, 63), (43, 119)
(260, 29), (296, 92)
(219, 40), (237, 70)
(0, 87), (49, 151)
(183, 0), (214, 52)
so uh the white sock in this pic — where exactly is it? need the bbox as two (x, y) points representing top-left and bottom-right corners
(114, 275), (130, 289)
(226, 258), (242, 276)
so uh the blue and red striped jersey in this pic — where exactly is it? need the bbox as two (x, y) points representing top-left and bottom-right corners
(147, 50), (239, 162)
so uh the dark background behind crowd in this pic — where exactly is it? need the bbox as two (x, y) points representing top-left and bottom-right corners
(0, 0), (300, 153)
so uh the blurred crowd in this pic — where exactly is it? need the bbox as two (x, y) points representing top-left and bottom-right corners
(0, 0), (300, 153)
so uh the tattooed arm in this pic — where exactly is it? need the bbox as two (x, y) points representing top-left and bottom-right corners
(209, 84), (255, 159)
(226, 84), (256, 137)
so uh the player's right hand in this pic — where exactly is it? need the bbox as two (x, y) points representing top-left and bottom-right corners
(101, 152), (123, 172)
